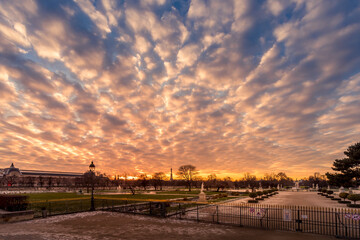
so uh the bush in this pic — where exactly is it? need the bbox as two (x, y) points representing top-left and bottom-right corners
(347, 204), (360, 208)
(249, 192), (257, 200)
(248, 200), (258, 203)
(347, 194), (360, 204)
(256, 191), (263, 197)
(338, 200), (351, 204)
(321, 188), (327, 193)
(231, 192), (240, 196)
(339, 192), (349, 201)
(327, 190), (333, 195)
(0, 195), (28, 211)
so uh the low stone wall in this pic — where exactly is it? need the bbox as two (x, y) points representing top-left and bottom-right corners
(0, 210), (34, 223)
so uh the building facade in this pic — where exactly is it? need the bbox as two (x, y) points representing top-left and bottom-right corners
(0, 163), (84, 188)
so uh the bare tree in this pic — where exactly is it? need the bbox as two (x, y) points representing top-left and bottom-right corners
(177, 165), (198, 191)
(206, 174), (217, 191)
(243, 172), (257, 191)
(151, 172), (166, 191)
(137, 174), (149, 190)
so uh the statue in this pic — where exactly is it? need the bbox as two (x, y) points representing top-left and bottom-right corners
(198, 182), (207, 203)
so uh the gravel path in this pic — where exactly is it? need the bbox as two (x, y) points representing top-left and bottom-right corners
(229, 191), (348, 208)
(0, 211), (337, 240)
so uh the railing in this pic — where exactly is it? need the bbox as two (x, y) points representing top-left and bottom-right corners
(169, 202), (360, 239)
(26, 198), (360, 239)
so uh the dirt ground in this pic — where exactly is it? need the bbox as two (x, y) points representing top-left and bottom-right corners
(0, 211), (336, 240)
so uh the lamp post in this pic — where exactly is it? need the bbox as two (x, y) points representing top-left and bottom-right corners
(89, 161), (95, 211)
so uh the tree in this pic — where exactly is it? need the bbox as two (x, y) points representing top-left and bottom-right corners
(177, 165), (198, 191)
(339, 192), (349, 201)
(205, 174), (217, 190)
(249, 192), (257, 200)
(151, 172), (166, 190)
(137, 174), (149, 190)
(326, 142), (360, 187)
(276, 172), (293, 187)
(347, 194), (360, 204)
(242, 173), (256, 191)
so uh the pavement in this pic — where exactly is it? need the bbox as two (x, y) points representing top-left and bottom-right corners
(229, 191), (349, 208)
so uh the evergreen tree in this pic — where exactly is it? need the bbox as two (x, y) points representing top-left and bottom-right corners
(326, 142), (360, 187)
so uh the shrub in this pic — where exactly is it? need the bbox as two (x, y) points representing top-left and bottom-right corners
(347, 194), (360, 204)
(256, 191), (263, 197)
(321, 188), (327, 193)
(231, 192), (240, 196)
(339, 192), (349, 201)
(248, 200), (258, 203)
(249, 192), (257, 200)
(347, 203), (360, 208)
(0, 195), (28, 211)
(327, 190), (333, 195)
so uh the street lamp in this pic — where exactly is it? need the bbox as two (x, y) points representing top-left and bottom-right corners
(89, 161), (95, 211)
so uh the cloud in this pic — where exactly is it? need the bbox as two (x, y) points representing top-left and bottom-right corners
(0, 0), (359, 178)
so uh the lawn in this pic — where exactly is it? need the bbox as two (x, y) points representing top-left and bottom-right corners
(18, 191), (245, 218)
(155, 190), (225, 195)
(23, 192), (196, 203)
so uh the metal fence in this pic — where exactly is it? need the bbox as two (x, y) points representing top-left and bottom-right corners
(27, 198), (360, 239)
(169, 202), (360, 239)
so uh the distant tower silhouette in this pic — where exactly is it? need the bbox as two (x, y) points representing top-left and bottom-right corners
(170, 168), (173, 181)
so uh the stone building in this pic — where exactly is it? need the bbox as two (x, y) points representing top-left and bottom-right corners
(0, 163), (83, 187)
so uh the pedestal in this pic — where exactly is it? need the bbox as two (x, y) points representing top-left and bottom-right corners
(198, 192), (207, 203)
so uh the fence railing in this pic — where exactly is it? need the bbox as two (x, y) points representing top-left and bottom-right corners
(169, 202), (360, 239)
(26, 198), (360, 239)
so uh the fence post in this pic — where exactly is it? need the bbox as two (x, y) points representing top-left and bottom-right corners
(197, 204), (199, 222)
(49, 202), (51, 216)
(149, 202), (152, 215)
(296, 208), (302, 232)
(216, 205), (219, 224)
(161, 202), (166, 218)
(239, 205), (242, 227)
(335, 211), (338, 238)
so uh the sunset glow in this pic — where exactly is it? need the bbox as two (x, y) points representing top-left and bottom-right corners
(0, 0), (359, 179)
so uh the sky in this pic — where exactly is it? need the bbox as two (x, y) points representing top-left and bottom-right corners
(0, 0), (359, 179)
